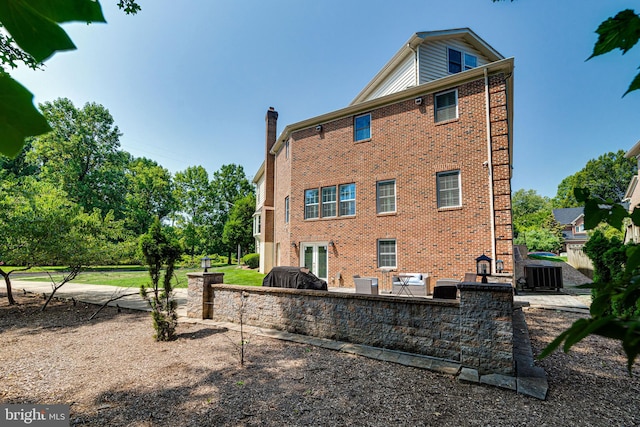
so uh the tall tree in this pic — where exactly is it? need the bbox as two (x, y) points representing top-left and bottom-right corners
(553, 150), (636, 208)
(173, 166), (210, 258)
(210, 164), (254, 262)
(125, 157), (175, 235)
(222, 194), (256, 260)
(29, 98), (129, 217)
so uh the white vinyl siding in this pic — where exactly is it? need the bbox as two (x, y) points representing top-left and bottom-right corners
(364, 55), (416, 101)
(419, 40), (490, 84)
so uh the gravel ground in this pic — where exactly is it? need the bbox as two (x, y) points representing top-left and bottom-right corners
(1, 292), (639, 427)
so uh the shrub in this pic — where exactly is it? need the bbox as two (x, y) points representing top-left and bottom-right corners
(243, 253), (260, 269)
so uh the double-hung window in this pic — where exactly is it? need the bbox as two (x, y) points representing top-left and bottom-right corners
(377, 180), (396, 214)
(322, 186), (337, 218)
(304, 189), (319, 219)
(378, 239), (397, 268)
(448, 48), (477, 73)
(339, 183), (356, 216)
(435, 89), (458, 123)
(437, 170), (461, 208)
(354, 113), (371, 142)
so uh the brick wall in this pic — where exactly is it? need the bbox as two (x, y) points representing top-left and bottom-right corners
(272, 73), (513, 286)
(194, 281), (514, 375)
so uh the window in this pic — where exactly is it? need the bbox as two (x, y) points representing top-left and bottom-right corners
(339, 183), (356, 216)
(284, 196), (289, 223)
(575, 223), (585, 233)
(377, 180), (396, 213)
(435, 89), (458, 122)
(448, 48), (477, 73)
(253, 214), (261, 235)
(378, 239), (397, 268)
(322, 186), (337, 218)
(464, 53), (477, 70)
(285, 140), (290, 159)
(304, 189), (319, 219)
(304, 183), (356, 220)
(354, 113), (371, 142)
(437, 170), (461, 208)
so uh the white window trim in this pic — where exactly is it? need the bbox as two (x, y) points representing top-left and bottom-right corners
(434, 89), (458, 123)
(377, 180), (396, 214)
(377, 239), (397, 268)
(437, 170), (462, 208)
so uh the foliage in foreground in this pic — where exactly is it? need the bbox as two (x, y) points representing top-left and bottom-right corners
(139, 218), (182, 341)
(540, 189), (640, 372)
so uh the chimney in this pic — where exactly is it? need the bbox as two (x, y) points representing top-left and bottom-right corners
(265, 106), (278, 153)
(263, 107), (277, 243)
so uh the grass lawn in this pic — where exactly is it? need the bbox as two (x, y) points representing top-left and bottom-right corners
(15, 265), (265, 288)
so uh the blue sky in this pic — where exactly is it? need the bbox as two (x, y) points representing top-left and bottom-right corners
(11, 0), (640, 198)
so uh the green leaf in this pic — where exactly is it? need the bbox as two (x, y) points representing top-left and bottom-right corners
(589, 9), (640, 59)
(0, 0), (106, 63)
(0, 74), (51, 158)
(24, 0), (105, 23)
(623, 70), (640, 97)
(631, 206), (640, 226)
(574, 187), (590, 203)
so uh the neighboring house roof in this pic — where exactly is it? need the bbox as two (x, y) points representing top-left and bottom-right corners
(553, 207), (584, 226)
(350, 28), (504, 105)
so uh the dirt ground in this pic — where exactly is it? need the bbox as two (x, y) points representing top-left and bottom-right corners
(1, 292), (639, 427)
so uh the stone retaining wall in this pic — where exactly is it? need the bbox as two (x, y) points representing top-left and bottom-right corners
(187, 275), (514, 375)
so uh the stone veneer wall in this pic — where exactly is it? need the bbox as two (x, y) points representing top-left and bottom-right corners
(188, 279), (514, 375)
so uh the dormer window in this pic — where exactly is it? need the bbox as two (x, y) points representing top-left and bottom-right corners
(448, 48), (477, 74)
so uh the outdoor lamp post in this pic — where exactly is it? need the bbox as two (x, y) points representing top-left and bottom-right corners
(496, 259), (504, 274)
(475, 254), (492, 284)
(201, 256), (211, 273)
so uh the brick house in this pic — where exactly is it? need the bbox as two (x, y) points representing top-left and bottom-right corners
(253, 28), (514, 287)
(552, 207), (587, 253)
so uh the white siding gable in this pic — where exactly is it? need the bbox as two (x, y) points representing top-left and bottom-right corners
(365, 55), (416, 101)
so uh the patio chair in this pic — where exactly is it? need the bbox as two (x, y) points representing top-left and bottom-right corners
(463, 273), (477, 282)
(354, 276), (379, 295)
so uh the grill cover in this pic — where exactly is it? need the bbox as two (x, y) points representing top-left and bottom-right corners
(262, 266), (328, 291)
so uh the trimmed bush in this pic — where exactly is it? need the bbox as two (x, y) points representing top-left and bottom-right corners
(243, 253), (260, 269)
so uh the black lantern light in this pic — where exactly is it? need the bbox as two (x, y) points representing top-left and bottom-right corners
(201, 256), (211, 273)
(475, 253), (492, 283)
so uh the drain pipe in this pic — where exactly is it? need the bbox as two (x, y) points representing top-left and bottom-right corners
(484, 68), (497, 271)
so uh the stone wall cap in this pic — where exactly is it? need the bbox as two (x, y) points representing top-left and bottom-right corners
(458, 282), (513, 293)
(187, 272), (225, 278)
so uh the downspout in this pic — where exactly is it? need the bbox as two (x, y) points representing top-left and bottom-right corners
(484, 68), (497, 271)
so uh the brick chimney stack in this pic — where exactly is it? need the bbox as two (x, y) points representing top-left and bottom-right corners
(262, 107), (278, 249)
